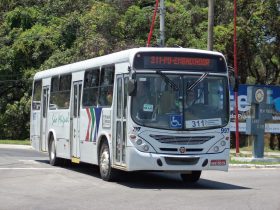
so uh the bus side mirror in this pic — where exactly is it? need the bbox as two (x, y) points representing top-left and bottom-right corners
(128, 79), (137, 96)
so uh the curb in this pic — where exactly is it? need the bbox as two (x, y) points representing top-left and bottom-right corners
(229, 164), (280, 168)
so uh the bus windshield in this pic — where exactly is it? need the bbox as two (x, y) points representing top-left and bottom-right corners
(131, 73), (229, 130)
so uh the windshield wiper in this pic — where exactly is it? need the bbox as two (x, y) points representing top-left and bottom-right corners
(156, 70), (179, 91)
(186, 72), (209, 91)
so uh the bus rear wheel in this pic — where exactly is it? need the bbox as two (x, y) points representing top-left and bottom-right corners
(48, 136), (60, 166)
(180, 171), (201, 183)
(99, 141), (118, 181)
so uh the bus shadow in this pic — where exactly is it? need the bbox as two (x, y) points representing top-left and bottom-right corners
(34, 160), (251, 190)
(115, 172), (251, 190)
(35, 160), (101, 177)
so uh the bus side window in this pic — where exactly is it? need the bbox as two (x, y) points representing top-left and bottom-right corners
(32, 80), (42, 110)
(99, 65), (115, 106)
(50, 76), (59, 110)
(59, 74), (72, 109)
(82, 68), (99, 107)
(49, 74), (72, 109)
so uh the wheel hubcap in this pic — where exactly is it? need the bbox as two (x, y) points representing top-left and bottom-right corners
(50, 141), (55, 160)
(100, 149), (109, 175)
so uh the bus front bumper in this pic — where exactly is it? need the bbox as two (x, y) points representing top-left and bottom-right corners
(125, 147), (230, 172)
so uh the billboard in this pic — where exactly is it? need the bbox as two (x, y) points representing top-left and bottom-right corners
(230, 84), (280, 133)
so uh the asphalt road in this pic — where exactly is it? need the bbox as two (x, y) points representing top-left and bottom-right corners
(0, 145), (280, 210)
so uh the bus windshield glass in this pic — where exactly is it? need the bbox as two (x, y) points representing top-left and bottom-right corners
(131, 73), (229, 130)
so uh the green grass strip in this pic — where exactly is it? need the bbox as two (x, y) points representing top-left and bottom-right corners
(0, 139), (31, 145)
(230, 159), (280, 165)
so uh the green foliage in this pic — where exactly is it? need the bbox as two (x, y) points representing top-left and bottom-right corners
(122, 5), (150, 42)
(5, 6), (42, 30)
(12, 24), (60, 70)
(0, 0), (279, 139)
(0, 93), (30, 139)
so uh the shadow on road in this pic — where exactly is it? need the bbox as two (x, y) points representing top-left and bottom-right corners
(115, 172), (251, 190)
(36, 160), (251, 191)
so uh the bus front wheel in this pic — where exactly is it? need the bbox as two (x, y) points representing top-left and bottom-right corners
(99, 141), (118, 181)
(180, 171), (201, 183)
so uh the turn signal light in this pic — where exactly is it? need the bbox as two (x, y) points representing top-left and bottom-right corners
(129, 134), (137, 140)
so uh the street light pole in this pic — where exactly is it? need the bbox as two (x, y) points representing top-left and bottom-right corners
(234, 0), (240, 154)
(159, 0), (165, 47)
(207, 0), (214, 51)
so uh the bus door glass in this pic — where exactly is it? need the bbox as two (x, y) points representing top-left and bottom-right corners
(114, 74), (128, 165)
(41, 86), (49, 152)
(72, 81), (82, 158)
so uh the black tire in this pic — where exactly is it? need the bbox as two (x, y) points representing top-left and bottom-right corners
(48, 136), (61, 166)
(99, 141), (118, 181)
(181, 171), (201, 183)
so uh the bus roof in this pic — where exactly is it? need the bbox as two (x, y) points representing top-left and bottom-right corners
(33, 47), (225, 80)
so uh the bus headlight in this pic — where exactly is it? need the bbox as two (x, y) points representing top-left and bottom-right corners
(136, 139), (143, 145)
(207, 139), (228, 154)
(220, 140), (226, 147)
(130, 137), (155, 153)
(143, 145), (149, 152)
(213, 146), (219, 152)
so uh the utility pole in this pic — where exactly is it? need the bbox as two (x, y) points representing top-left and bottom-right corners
(207, 0), (214, 51)
(159, 0), (165, 47)
(234, 0), (240, 155)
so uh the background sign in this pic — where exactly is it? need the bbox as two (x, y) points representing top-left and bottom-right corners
(230, 84), (280, 133)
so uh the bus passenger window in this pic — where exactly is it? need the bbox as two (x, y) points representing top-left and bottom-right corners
(99, 65), (115, 106)
(59, 74), (71, 109)
(49, 74), (72, 109)
(82, 68), (99, 107)
(32, 80), (42, 110)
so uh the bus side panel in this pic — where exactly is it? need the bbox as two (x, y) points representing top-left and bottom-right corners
(30, 110), (41, 151)
(79, 108), (98, 164)
(48, 109), (71, 159)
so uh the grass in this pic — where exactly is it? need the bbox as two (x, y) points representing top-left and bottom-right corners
(230, 147), (280, 159)
(0, 139), (30, 145)
(230, 159), (280, 165)
(237, 145), (278, 153)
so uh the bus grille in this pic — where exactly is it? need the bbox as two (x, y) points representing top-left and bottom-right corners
(150, 135), (214, 145)
(164, 157), (199, 165)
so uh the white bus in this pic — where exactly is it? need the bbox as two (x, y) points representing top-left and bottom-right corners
(30, 47), (231, 182)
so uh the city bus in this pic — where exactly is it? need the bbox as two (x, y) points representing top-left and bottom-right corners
(30, 47), (231, 182)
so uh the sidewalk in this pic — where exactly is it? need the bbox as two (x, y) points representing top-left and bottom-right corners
(230, 149), (280, 168)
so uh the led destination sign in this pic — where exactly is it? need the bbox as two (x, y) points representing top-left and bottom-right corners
(149, 56), (211, 66)
(133, 52), (227, 73)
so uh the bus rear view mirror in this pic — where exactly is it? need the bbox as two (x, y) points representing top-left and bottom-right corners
(128, 79), (137, 96)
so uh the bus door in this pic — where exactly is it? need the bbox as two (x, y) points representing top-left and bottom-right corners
(114, 75), (128, 166)
(71, 81), (82, 159)
(40, 86), (49, 152)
